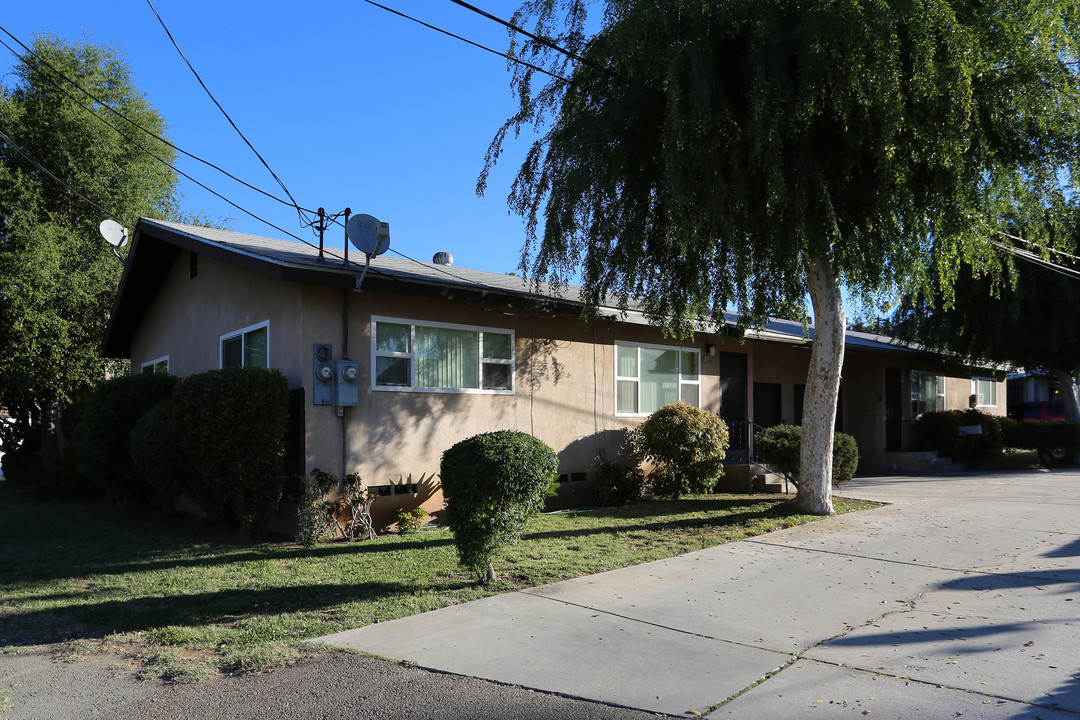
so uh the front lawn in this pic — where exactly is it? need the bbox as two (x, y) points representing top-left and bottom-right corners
(0, 483), (878, 682)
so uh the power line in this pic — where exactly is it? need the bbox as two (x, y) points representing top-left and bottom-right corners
(0, 126), (111, 215)
(360, 0), (566, 81)
(998, 230), (1080, 264)
(0, 28), (311, 215)
(991, 239), (1080, 280)
(0, 28), (343, 256)
(448, 0), (609, 75)
(144, 0), (311, 227)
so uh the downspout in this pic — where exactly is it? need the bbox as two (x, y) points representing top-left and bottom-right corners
(342, 207), (352, 479)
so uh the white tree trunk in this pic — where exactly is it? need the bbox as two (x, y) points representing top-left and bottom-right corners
(797, 251), (846, 516)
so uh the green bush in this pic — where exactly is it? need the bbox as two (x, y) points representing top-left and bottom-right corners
(172, 367), (290, 537)
(914, 409), (1003, 464)
(592, 429), (646, 506)
(440, 430), (559, 582)
(1000, 419), (1080, 466)
(636, 402), (728, 498)
(392, 506), (428, 532)
(130, 400), (189, 513)
(754, 424), (860, 486)
(70, 372), (179, 504)
(832, 432), (859, 483)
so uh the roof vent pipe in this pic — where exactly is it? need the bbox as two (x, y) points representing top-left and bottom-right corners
(433, 251), (453, 266)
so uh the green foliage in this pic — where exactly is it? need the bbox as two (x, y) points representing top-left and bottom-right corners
(754, 424), (861, 485)
(295, 469), (339, 546)
(172, 367), (289, 536)
(636, 402), (728, 498)
(832, 432), (860, 484)
(392, 506), (429, 533)
(754, 425), (804, 486)
(130, 399), (188, 512)
(70, 373), (178, 504)
(592, 430), (646, 506)
(0, 35), (181, 461)
(1000, 419), (1080, 467)
(914, 410), (1003, 464)
(440, 430), (559, 582)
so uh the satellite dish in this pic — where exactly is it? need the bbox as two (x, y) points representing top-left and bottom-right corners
(346, 213), (390, 256)
(99, 219), (128, 248)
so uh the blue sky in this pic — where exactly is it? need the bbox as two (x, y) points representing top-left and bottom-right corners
(2, 0), (544, 275)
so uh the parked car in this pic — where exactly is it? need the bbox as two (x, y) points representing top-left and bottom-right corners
(1008, 401), (1067, 423)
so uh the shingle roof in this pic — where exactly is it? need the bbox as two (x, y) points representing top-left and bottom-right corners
(103, 218), (931, 360)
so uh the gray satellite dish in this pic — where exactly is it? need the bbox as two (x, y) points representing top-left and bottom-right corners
(99, 219), (128, 248)
(346, 213), (390, 256)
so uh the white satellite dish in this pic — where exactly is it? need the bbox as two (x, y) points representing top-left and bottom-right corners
(99, 219), (128, 248)
(346, 213), (390, 256)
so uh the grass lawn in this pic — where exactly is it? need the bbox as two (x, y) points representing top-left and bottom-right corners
(0, 482), (879, 683)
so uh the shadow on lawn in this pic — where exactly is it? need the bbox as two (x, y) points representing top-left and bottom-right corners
(0, 577), (468, 647)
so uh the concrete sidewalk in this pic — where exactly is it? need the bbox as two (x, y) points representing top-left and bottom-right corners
(316, 472), (1080, 718)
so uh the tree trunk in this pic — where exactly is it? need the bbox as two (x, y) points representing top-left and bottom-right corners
(1051, 369), (1080, 465)
(1051, 369), (1080, 424)
(796, 250), (846, 516)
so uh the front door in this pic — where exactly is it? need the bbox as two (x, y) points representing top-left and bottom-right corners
(717, 352), (748, 462)
(885, 368), (902, 451)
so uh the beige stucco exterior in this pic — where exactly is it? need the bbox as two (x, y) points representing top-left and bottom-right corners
(126, 246), (1005, 528)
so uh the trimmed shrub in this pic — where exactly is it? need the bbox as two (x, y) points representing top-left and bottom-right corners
(70, 372), (179, 504)
(440, 430), (559, 582)
(592, 429), (646, 506)
(1000, 419), (1080, 466)
(754, 424), (860, 486)
(130, 400), (189, 513)
(914, 409), (1002, 464)
(753, 424), (802, 486)
(172, 367), (290, 537)
(636, 402), (728, 498)
(832, 432), (860, 484)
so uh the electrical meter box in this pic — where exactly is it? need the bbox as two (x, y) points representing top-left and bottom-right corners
(312, 344), (333, 406)
(334, 360), (360, 407)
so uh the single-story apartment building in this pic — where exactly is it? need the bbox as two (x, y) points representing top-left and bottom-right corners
(103, 219), (1005, 525)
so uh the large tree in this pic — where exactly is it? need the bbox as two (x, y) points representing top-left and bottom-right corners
(892, 211), (1080, 422)
(482, 0), (1080, 514)
(0, 35), (180, 468)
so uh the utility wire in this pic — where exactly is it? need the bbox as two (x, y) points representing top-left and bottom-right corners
(448, 0), (611, 75)
(0, 29), (341, 257)
(145, 0), (311, 226)
(0, 126), (111, 215)
(0, 29), (311, 215)
(360, 0), (566, 80)
(991, 240), (1080, 280)
(998, 230), (1080, 264)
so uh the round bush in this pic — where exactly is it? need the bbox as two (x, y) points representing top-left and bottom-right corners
(70, 372), (179, 504)
(637, 402), (728, 498)
(440, 430), (559, 581)
(130, 399), (189, 512)
(754, 424), (860, 485)
(172, 367), (289, 536)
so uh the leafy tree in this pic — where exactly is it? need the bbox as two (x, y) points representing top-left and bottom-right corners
(892, 222), (1080, 422)
(483, 1), (1080, 514)
(0, 35), (180, 470)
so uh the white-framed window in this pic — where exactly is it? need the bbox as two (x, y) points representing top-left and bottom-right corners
(372, 316), (514, 393)
(615, 341), (701, 416)
(972, 377), (998, 407)
(911, 370), (944, 415)
(141, 356), (169, 375)
(220, 321), (269, 369)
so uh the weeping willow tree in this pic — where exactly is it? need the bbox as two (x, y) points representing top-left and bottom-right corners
(481, 0), (1080, 514)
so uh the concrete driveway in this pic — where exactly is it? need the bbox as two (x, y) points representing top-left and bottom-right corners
(317, 471), (1080, 718)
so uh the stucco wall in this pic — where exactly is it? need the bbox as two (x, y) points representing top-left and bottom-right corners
(127, 252), (1006, 528)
